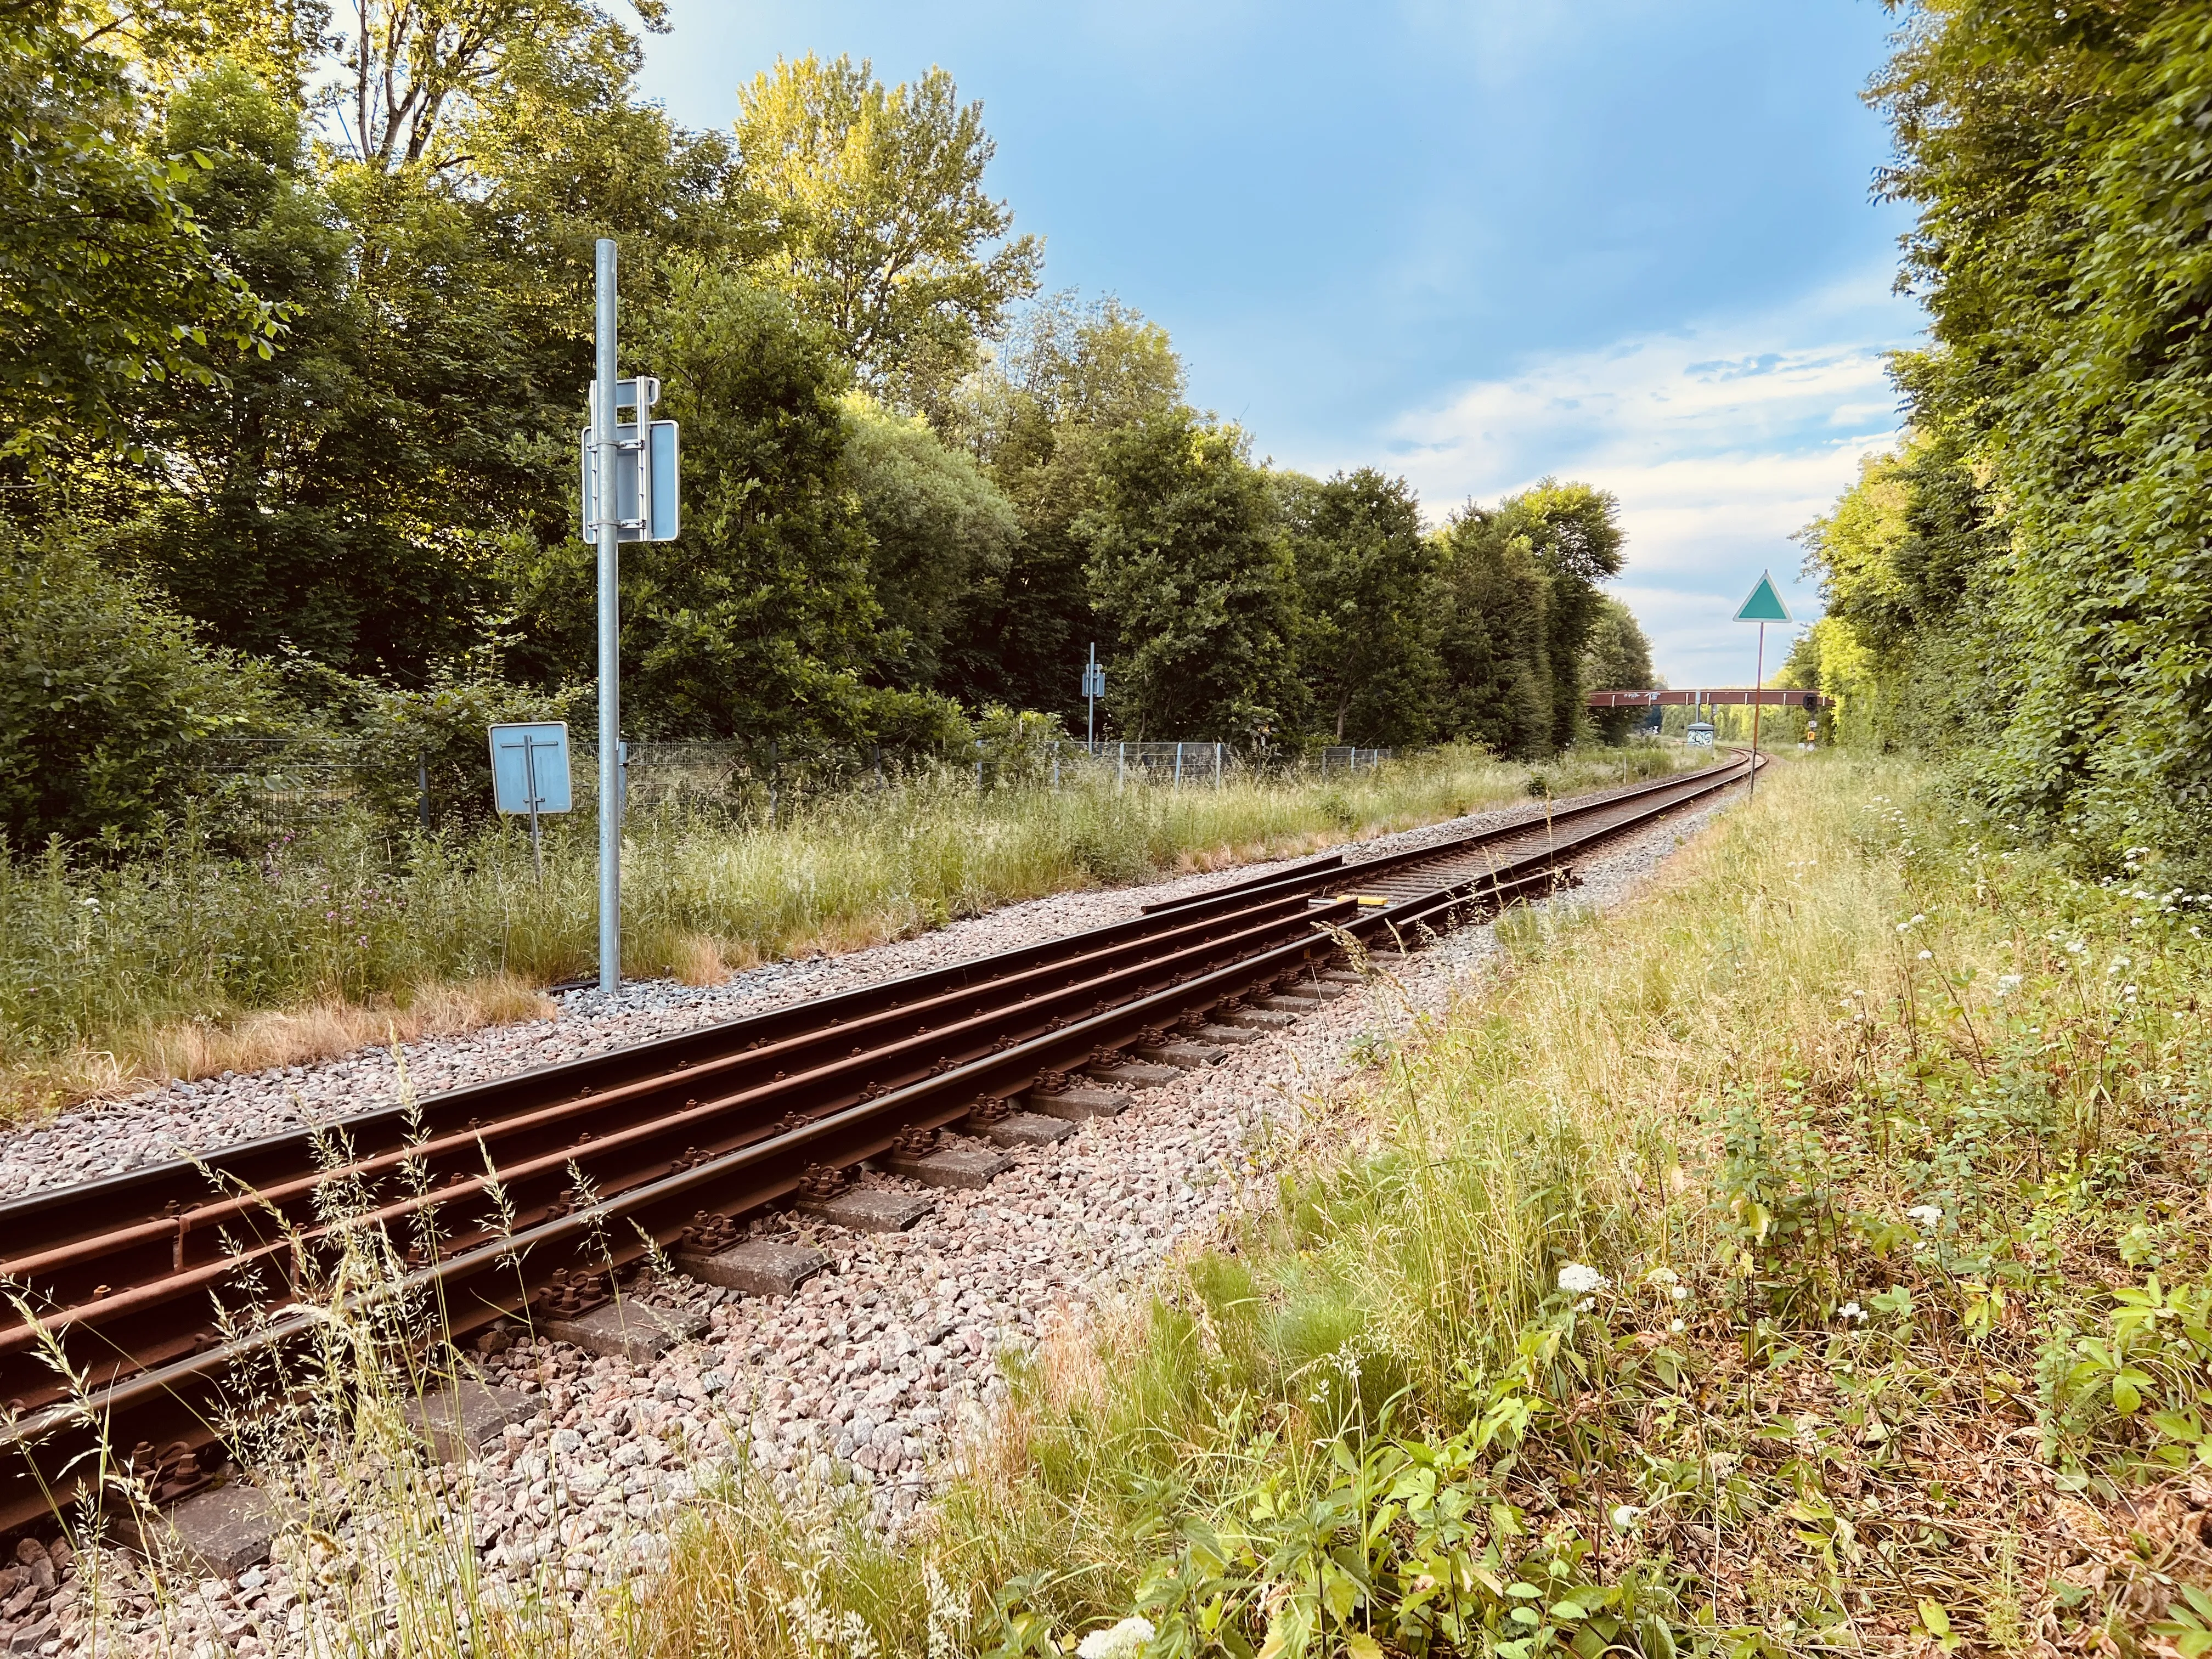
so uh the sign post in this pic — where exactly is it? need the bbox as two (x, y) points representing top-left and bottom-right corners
(1734, 571), (1792, 798)
(489, 723), (572, 883)
(1081, 644), (1104, 753)
(582, 238), (680, 992)
(592, 241), (620, 991)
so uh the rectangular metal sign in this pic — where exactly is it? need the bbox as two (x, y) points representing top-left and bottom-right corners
(579, 419), (679, 543)
(488, 722), (573, 814)
(1081, 663), (1104, 698)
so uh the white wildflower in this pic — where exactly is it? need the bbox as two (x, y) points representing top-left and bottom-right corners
(1610, 1504), (1642, 1531)
(1912, 913), (1927, 924)
(1906, 1204), (1943, 1227)
(924, 1565), (964, 1659)
(1646, 1266), (1680, 1285)
(2066, 940), (2087, 955)
(1669, 1318), (1686, 1333)
(1077, 1617), (1158, 1659)
(1671, 1283), (1690, 1301)
(1918, 949), (1933, 961)
(1838, 1301), (1866, 1323)
(1558, 1262), (1609, 1296)
(79, 895), (99, 909)
(1996, 974), (2022, 995)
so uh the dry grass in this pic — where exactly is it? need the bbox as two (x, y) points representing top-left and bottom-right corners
(0, 973), (552, 1120)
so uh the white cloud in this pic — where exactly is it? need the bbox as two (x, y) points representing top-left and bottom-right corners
(1381, 272), (1922, 684)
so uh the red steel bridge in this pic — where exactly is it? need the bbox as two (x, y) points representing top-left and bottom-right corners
(1587, 688), (1831, 710)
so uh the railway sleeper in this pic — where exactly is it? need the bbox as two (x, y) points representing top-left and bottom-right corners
(962, 1097), (1075, 1148)
(1216, 1006), (1295, 1029)
(1084, 1058), (1180, 1090)
(1135, 1039), (1227, 1068)
(879, 1126), (1014, 1190)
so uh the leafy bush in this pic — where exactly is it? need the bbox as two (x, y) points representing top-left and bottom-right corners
(0, 524), (276, 848)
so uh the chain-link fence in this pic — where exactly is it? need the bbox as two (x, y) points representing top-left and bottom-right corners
(190, 731), (1402, 839)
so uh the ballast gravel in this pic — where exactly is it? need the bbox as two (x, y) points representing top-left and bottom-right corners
(3, 785), (1741, 1659)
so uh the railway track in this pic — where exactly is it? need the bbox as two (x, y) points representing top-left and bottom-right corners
(0, 751), (1756, 1536)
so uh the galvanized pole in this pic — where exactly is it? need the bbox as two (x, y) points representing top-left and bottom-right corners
(594, 238), (621, 992)
(1748, 625), (1765, 799)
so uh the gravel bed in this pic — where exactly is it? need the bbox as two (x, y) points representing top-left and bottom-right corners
(0, 776), (1700, 1198)
(5, 785), (1740, 1657)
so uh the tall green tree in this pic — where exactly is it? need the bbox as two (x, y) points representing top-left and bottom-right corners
(1080, 409), (1299, 741)
(107, 3), (731, 681)
(733, 54), (1041, 416)
(0, 4), (274, 466)
(1496, 478), (1626, 748)
(116, 65), (528, 674)
(944, 294), (1184, 717)
(1579, 594), (1656, 742)
(1849, 0), (2212, 860)
(1428, 506), (1556, 758)
(324, 0), (672, 172)
(1280, 468), (1438, 743)
(1425, 481), (1625, 758)
(839, 392), (1018, 692)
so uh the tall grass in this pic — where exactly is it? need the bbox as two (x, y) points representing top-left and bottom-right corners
(605, 753), (2212, 1655)
(0, 744), (1686, 1118)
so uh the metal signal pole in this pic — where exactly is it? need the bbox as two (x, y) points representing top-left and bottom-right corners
(594, 239), (621, 991)
(1734, 570), (1791, 805)
(1749, 623), (1765, 800)
(1085, 642), (1099, 754)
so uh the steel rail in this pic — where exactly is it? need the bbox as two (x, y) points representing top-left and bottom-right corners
(1143, 754), (1735, 915)
(0, 751), (1755, 1533)
(0, 890), (1349, 1402)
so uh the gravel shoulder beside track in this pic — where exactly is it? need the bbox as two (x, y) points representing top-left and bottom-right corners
(0, 777), (1701, 1197)
(33, 782), (1743, 1659)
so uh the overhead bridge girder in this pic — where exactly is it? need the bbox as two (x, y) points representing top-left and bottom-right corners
(1588, 689), (1830, 709)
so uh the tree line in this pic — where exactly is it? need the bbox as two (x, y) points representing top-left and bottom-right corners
(1790, 0), (2212, 872)
(1, 1), (1654, 846)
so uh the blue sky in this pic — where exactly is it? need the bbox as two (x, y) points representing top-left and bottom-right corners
(634, 1), (1925, 688)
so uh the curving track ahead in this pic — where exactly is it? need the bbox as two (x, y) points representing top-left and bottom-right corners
(0, 751), (1757, 1534)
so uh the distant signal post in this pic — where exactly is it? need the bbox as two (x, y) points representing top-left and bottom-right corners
(1082, 644), (1104, 753)
(1734, 571), (1792, 798)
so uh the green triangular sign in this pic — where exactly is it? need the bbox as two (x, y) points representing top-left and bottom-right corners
(1735, 571), (1791, 623)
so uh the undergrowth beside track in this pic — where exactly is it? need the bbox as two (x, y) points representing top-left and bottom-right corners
(0, 744), (1683, 1121)
(614, 754), (2212, 1658)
